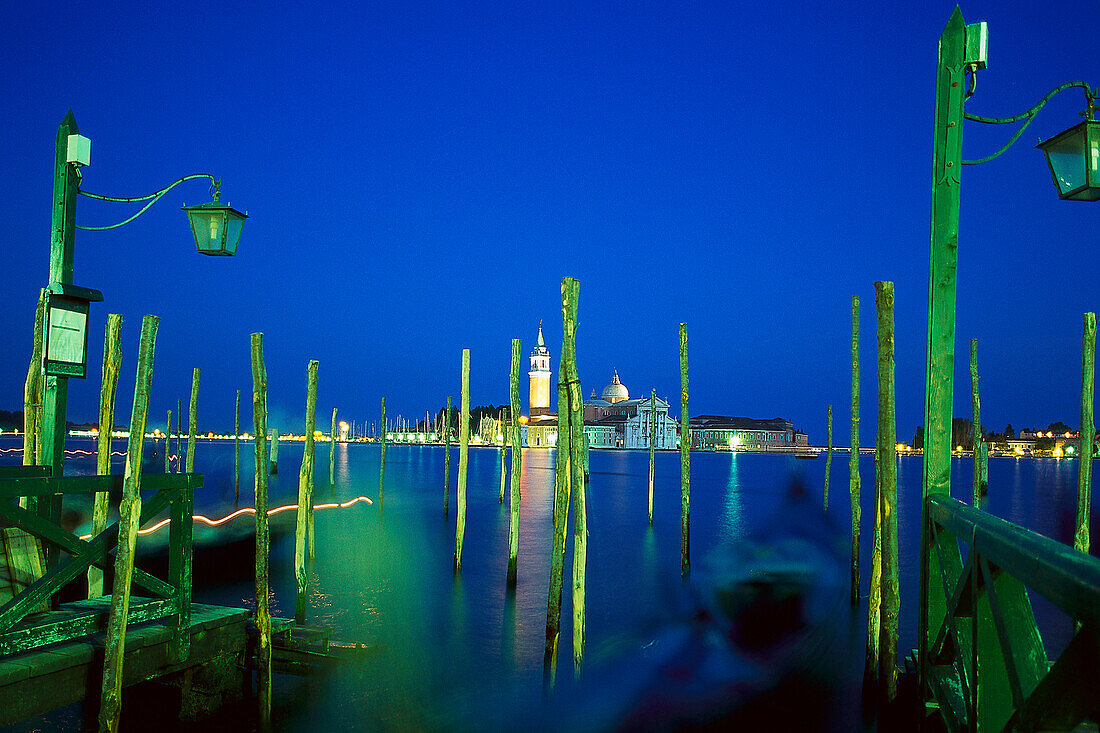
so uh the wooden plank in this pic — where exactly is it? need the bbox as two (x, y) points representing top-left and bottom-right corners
(0, 597), (179, 656)
(2, 528), (48, 613)
(168, 464), (194, 662)
(0, 472), (202, 498)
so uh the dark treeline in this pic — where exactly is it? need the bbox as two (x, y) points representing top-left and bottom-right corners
(911, 419), (1098, 452)
(0, 408), (102, 432)
(415, 404), (514, 434)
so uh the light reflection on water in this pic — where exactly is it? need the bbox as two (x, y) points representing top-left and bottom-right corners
(1, 436), (1095, 730)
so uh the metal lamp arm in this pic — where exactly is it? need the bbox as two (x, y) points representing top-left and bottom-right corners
(962, 81), (1097, 165)
(76, 174), (219, 231)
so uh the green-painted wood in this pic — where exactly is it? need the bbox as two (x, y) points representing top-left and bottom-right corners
(563, 277), (587, 678)
(1007, 625), (1099, 731)
(165, 410), (172, 474)
(875, 281), (899, 702)
(1077, 313), (1095, 557)
(234, 390), (241, 504)
(296, 360), (319, 624)
(507, 339), (522, 587)
(99, 314), (158, 733)
(921, 9), (967, 689)
(249, 333), (272, 726)
(167, 469), (193, 662)
(824, 404), (833, 512)
(22, 289), (45, 472)
(679, 323), (689, 577)
(0, 597), (180, 657)
(379, 397), (387, 509)
(545, 284), (573, 686)
(649, 389), (655, 525)
(444, 395), (451, 517)
(970, 339), (986, 507)
(455, 350), (471, 571)
(850, 295), (861, 605)
(867, 449), (882, 684)
(0, 472), (201, 499)
(270, 429), (280, 475)
(89, 313), (122, 599)
(329, 407), (337, 487)
(186, 368), (199, 474)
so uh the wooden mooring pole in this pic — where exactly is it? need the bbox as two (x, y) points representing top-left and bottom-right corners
(176, 398), (182, 472)
(874, 281), (898, 703)
(648, 389), (655, 525)
(330, 407), (337, 487)
(98, 314), (158, 733)
(165, 410), (172, 474)
(1076, 313), (1096, 557)
(444, 395), (452, 517)
(296, 360), (319, 624)
(850, 295), (861, 606)
(824, 404), (833, 512)
(186, 368), (199, 473)
(970, 339), (987, 506)
(563, 277), (586, 678)
(89, 313), (122, 598)
(379, 397), (387, 510)
(679, 323), (690, 577)
(250, 333), (272, 727)
(455, 350), (471, 571)
(507, 339), (522, 587)
(22, 289), (45, 472)
(499, 410), (507, 504)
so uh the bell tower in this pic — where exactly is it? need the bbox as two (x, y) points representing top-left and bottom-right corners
(529, 321), (552, 416)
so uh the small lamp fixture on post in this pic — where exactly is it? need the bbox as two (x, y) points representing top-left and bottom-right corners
(1037, 118), (1100, 201)
(182, 180), (249, 256)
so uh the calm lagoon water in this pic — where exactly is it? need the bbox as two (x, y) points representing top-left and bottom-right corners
(1, 436), (1095, 730)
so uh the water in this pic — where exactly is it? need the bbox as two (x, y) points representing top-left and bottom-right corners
(1, 436), (1095, 730)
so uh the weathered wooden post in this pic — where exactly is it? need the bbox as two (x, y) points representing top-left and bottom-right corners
(648, 389), (656, 525)
(379, 397), (387, 509)
(499, 410), (507, 504)
(250, 333), (272, 726)
(89, 313), (122, 598)
(1076, 313), (1096, 557)
(186, 368), (199, 473)
(296, 360), (319, 624)
(22, 289), (45, 471)
(850, 295), (861, 605)
(234, 390), (241, 505)
(563, 277), (587, 678)
(455, 350), (471, 571)
(824, 404), (833, 511)
(176, 398), (183, 472)
(545, 284), (574, 685)
(165, 410), (172, 474)
(98, 314), (158, 733)
(679, 323), (690, 577)
(507, 339), (522, 587)
(444, 395), (452, 516)
(874, 281), (898, 702)
(329, 407), (337, 487)
(969, 339), (987, 506)
(270, 429), (280, 474)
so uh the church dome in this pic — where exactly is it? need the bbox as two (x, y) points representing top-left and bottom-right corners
(601, 371), (629, 404)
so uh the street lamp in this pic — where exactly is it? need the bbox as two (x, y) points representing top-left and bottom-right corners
(37, 110), (247, 546)
(919, 9), (1097, 705)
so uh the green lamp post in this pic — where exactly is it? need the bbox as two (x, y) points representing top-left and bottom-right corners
(919, 8), (1098, 706)
(38, 110), (247, 565)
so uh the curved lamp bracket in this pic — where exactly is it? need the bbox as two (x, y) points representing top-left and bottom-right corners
(76, 174), (218, 230)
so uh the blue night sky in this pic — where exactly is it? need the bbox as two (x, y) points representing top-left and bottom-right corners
(1, 1), (1097, 443)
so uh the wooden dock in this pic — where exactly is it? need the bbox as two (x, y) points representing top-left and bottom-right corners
(0, 597), (250, 726)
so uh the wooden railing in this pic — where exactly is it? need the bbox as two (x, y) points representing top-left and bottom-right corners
(0, 467), (200, 662)
(923, 494), (1100, 732)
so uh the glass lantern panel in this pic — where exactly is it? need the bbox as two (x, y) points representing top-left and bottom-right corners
(1044, 124), (1086, 196)
(224, 212), (246, 256)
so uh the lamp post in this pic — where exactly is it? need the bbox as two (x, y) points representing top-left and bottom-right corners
(38, 110), (247, 564)
(919, 9), (1098, 699)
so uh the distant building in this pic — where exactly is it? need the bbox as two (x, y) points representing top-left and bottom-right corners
(582, 375), (677, 449)
(688, 415), (807, 450)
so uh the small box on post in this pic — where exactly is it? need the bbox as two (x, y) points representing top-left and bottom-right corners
(43, 283), (103, 379)
(65, 134), (91, 167)
(964, 21), (988, 69)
